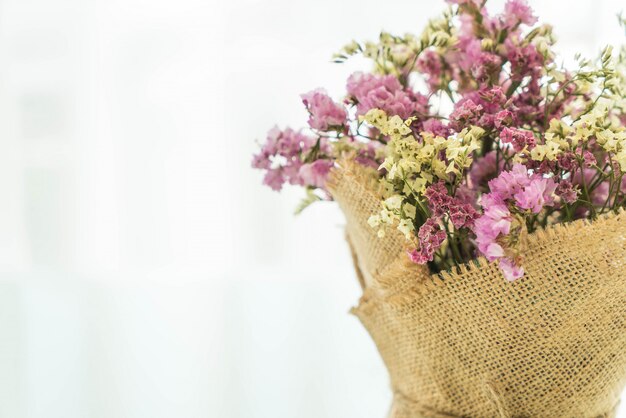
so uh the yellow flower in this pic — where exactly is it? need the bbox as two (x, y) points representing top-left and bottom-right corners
(367, 215), (381, 228)
(384, 195), (403, 210)
(403, 202), (417, 220)
(596, 129), (618, 151)
(397, 219), (413, 240)
(530, 140), (561, 161)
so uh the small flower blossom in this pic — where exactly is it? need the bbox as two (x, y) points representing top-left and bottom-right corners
(408, 217), (447, 265)
(417, 49), (443, 90)
(346, 72), (427, 119)
(424, 181), (480, 229)
(475, 164), (556, 280)
(514, 177), (557, 213)
(499, 127), (537, 152)
(469, 151), (504, 190)
(499, 257), (525, 281)
(582, 150), (597, 168)
(298, 159), (334, 189)
(488, 163), (533, 199)
(449, 99), (483, 131)
(301, 89), (347, 131)
(474, 198), (512, 261)
(555, 180), (579, 204)
(422, 118), (450, 137)
(502, 0), (537, 26)
(494, 110), (515, 129)
(252, 127), (317, 191)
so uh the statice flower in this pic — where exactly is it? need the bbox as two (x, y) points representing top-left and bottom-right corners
(421, 118), (451, 137)
(475, 195), (512, 261)
(301, 89), (347, 131)
(253, 0), (626, 279)
(499, 258), (525, 281)
(488, 163), (533, 199)
(502, 0), (537, 26)
(494, 110), (515, 129)
(514, 177), (557, 213)
(475, 164), (557, 280)
(251, 127), (320, 191)
(417, 49), (443, 90)
(469, 151), (504, 190)
(555, 180), (579, 204)
(298, 159), (334, 189)
(408, 217), (447, 264)
(475, 197), (523, 281)
(449, 99), (483, 131)
(346, 72), (427, 119)
(499, 127), (536, 152)
(424, 181), (480, 229)
(507, 42), (544, 80)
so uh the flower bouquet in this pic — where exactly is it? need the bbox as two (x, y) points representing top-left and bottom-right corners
(252, 1), (626, 416)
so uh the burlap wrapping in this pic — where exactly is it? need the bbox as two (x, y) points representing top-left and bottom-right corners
(327, 162), (626, 418)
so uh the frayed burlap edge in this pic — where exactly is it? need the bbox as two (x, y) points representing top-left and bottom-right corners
(327, 161), (626, 418)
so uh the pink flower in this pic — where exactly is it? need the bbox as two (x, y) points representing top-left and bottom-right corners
(469, 151), (504, 190)
(582, 150), (596, 168)
(555, 180), (578, 204)
(421, 118), (451, 137)
(494, 110), (515, 129)
(252, 127), (322, 191)
(507, 42), (544, 79)
(479, 86), (507, 105)
(353, 140), (384, 169)
(424, 181), (479, 229)
(346, 72), (427, 119)
(488, 163), (532, 199)
(449, 99), (483, 131)
(408, 217), (448, 265)
(301, 89), (347, 131)
(499, 257), (524, 281)
(499, 127), (536, 152)
(503, 0), (537, 26)
(474, 164), (560, 280)
(262, 169), (285, 192)
(484, 201), (513, 236)
(514, 177), (557, 213)
(557, 152), (577, 171)
(471, 53), (503, 85)
(483, 241), (506, 260)
(475, 197), (512, 261)
(298, 159), (333, 189)
(417, 49), (443, 90)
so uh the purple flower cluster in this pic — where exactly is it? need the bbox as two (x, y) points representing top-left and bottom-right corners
(475, 164), (557, 280)
(408, 217), (447, 264)
(346, 72), (429, 119)
(251, 127), (332, 191)
(424, 181), (480, 230)
(301, 89), (347, 131)
(499, 127), (536, 152)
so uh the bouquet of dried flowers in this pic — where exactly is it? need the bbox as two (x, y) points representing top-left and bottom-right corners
(252, 0), (626, 281)
(252, 2), (626, 416)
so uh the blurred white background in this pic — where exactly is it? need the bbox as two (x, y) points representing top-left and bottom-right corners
(0, 0), (624, 417)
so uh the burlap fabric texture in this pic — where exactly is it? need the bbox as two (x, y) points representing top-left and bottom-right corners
(327, 162), (626, 418)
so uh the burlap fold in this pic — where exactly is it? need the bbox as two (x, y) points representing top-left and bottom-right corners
(327, 162), (626, 418)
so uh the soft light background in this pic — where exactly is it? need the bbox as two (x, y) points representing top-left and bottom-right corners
(0, 0), (624, 417)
